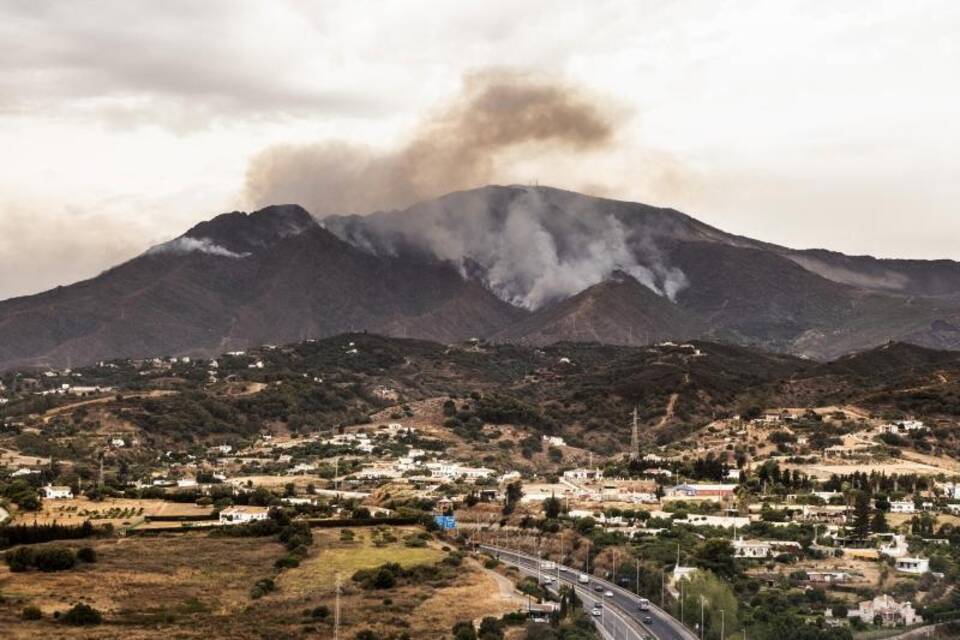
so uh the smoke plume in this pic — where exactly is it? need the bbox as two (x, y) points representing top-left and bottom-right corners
(244, 69), (614, 215)
(245, 69), (689, 309)
(326, 185), (690, 309)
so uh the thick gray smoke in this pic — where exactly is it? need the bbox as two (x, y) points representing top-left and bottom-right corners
(244, 69), (614, 215)
(326, 186), (690, 309)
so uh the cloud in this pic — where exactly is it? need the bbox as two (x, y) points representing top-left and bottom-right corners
(0, 1), (385, 129)
(244, 69), (616, 215)
(0, 199), (151, 300)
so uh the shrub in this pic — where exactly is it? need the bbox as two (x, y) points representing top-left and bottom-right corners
(250, 577), (276, 599)
(310, 605), (330, 619)
(274, 554), (301, 569)
(76, 546), (97, 563)
(34, 546), (77, 572)
(21, 606), (42, 620)
(5, 545), (77, 572)
(62, 603), (102, 626)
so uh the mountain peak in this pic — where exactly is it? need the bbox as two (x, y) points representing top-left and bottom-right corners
(176, 204), (318, 255)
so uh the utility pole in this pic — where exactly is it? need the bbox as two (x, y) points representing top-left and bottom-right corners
(661, 569), (665, 608)
(636, 558), (640, 594)
(630, 406), (640, 461)
(334, 572), (341, 640)
(720, 608), (725, 640)
(680, 579), (684, 625)
(700, 595), (705, 640)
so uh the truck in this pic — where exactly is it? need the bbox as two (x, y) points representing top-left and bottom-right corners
(578, 574), (590, 584)
(540, 561), (556, 570)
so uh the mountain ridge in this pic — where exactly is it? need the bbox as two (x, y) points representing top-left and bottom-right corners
(3, 184), (960, 369)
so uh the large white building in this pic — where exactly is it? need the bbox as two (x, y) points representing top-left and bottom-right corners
(426, 462), (494, 481)
(42, 485), (73, 499)
(849, 595), (921, 627)
(219, 505), (270, 525)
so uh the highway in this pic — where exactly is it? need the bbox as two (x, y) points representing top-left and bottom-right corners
(481, 545), (697, 640)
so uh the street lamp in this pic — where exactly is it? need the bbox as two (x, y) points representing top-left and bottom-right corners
(720, 608), (725, 640)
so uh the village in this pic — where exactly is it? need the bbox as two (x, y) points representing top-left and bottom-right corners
(4, 336), (960, 640)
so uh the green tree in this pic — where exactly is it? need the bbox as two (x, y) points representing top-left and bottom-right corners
(678, 571), (739, 640)
(851, 490), (872, 540)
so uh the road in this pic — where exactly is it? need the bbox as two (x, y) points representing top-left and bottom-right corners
(482, 545), (697, 640)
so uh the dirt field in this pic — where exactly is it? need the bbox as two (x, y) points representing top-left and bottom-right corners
(12, 497), (212, 528)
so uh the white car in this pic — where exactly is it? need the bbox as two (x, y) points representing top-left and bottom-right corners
(604, 590), (614, 597)
(592, 607), (602, 617)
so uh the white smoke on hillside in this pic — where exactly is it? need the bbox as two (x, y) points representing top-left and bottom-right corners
(328, 186), (690, 309)
(146, 236), (250, 259)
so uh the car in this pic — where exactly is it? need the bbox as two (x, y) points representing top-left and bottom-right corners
(591, 608), (601, 617)
(594, 584), (604, 592)
(604, 590), (614, 597)
(643, 616), (653, 624)
(638, 598), (650, 611)
(560, 566), (569, 572)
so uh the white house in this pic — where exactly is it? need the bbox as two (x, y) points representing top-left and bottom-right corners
(889, 501), (916, 514)
(563, 468), (603, 481)
(42, 484), (73, 499)
(219, 505), (270, 525)
(733, 538), (771, 558)
(176, 478), (198, 488)
(732, 537), (802, 558)
(669, 483), (737, 498)
(894, 557), (930, 574)
(110, 437), (126, 448)
(426, 462), (493, 481)
(849, 594), (921, 627)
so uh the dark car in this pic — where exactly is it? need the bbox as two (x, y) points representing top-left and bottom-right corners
(594, 584), (604, 592)
(643, 616), (654, 624)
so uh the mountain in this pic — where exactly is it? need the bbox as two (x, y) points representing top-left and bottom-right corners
(492, 270), (707, 346)
(3, 185), (960, 370)
(0, 205), (523, 370)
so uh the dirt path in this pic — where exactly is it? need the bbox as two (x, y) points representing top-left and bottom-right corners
(656, 393), (679, 429)
(480, 565), (527, 610)
(40, 389), (176, 423)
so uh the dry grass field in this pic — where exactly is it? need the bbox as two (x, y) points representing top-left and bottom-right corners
(12, 497), (212, 528)
(0, 526), (524, 639)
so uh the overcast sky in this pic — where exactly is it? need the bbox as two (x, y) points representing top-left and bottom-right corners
(1, 0), (958, 300)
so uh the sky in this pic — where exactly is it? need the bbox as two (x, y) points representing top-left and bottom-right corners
(0, 0), (958, 300)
